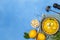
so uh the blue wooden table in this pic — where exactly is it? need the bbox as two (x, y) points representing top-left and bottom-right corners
(0, 0), (60, 40)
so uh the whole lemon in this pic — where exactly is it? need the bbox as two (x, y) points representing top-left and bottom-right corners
(37, 33), (46, 40)
(29, 29), (37, 38)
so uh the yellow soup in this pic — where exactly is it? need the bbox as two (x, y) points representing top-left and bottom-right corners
(42, 17), (59, 35)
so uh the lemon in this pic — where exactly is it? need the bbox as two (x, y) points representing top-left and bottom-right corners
(37, 33), (46, 40)
(29, 29), (37, 38)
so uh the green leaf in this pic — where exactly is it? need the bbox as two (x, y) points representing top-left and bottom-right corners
(24, 32), (28, 35)
(24, 32), (30, 39)
(51, 31), (60, 40)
